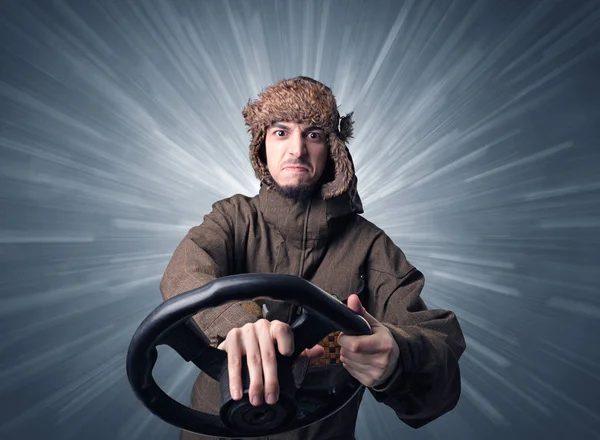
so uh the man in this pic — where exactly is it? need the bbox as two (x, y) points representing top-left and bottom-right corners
(160, 76), (466, 440)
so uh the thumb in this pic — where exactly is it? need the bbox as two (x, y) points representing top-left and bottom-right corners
(346, 294), (381, 328)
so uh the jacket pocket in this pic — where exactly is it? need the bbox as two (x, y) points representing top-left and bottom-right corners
(317, 266), (365, 304)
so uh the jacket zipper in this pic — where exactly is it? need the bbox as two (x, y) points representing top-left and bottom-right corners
(288, 198), (312, 322)
(298, 198), (311, 277)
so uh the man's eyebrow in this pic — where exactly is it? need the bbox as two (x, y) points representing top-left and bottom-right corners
(270, 122), (324, 131)
(271, 122), (291, 130)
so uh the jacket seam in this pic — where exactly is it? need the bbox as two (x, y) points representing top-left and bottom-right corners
(367, 266), (418, 283)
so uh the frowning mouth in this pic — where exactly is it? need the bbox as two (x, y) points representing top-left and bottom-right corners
(282, 166), (309, 172)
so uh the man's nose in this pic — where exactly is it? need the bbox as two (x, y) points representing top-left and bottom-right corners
(288, 131), (307, 157)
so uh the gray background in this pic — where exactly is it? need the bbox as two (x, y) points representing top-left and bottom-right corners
(1, 0), (599, 439)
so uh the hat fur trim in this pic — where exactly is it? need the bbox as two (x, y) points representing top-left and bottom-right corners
(243, 76), (355, 200)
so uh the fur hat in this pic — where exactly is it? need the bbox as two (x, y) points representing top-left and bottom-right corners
(242, 76), (356, 200)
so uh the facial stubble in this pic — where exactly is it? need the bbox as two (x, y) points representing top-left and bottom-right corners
(272, 180), (319, 201)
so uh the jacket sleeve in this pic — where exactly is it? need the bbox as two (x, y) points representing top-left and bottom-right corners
(159, 199), (262, 348)
(365, 232), (466, 428)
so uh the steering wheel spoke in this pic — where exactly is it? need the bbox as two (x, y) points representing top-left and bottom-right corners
(288, 308), (337, 358)
(158, 319), (226, 381)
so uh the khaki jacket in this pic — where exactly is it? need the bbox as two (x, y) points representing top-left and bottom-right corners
(160, 185), (466, 440)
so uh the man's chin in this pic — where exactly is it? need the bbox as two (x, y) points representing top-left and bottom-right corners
(273, 182), (318, 201)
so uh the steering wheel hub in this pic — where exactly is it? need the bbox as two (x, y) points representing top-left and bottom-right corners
(218, 354), (298, 432)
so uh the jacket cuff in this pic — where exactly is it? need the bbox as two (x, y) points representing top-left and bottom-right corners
(369, 323), (414, 398)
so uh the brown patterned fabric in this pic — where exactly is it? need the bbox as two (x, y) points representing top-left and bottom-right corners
(241, 301), (263, 318)
(309, 331), (342, 367)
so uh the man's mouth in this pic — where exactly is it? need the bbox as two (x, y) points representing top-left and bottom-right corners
(283, 165), (309, 172)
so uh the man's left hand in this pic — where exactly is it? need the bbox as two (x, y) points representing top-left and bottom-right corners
(337, 294), (400, 388)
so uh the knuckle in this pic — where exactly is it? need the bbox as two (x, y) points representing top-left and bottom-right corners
(373, 360), (386, 370)
(242, 325), (256, 338)
(272, 320), (290, 333)
(228, 355), (241, 366)
(271, 322), (285, 336)
(262, 349), (277, 362)
(383, 339), (394, 352)
(255, 319), (269, 329)
(247, 353), (262, 366)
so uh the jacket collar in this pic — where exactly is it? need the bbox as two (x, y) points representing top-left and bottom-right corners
(258, 183), (363, 248)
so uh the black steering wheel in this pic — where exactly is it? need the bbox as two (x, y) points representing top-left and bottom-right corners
(126, 274), (371, 438)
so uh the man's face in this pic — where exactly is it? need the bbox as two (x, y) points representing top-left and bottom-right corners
(264, 122), (328, 192)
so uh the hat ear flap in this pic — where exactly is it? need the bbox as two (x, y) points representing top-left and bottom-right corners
(319, 111), (355, 199)
(320, 132), (354, 200)
(249, 129), (273, 186)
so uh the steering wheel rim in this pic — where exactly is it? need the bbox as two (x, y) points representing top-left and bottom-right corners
(126, 273), (371, 438)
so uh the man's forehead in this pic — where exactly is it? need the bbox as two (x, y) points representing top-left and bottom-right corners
(269, 121), (325, 131)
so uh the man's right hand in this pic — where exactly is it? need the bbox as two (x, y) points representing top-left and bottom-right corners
(221, 319), (325, 407)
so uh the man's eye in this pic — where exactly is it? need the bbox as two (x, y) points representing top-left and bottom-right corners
(308, 132), (322, 139)
(274, 130), (285, 136)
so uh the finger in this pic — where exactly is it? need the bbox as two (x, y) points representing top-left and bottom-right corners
(342, 365), (375, 388)
(347, 294), (379, 327)
(303, 344), (325, 359)
(340, 357), (375, 387)
(346, 294), (363, 314)
(340, 350), (388, 375)
(271, 320), (294, 356)
(226, 329), (243, 401)
(339, 348), (377, 366)
(256, 321), (279, 405)
(340, 355), (373, 375)
(242, 324), (264, 406)
(298, 344), (324, 359)
(338, 334), (384, 355)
